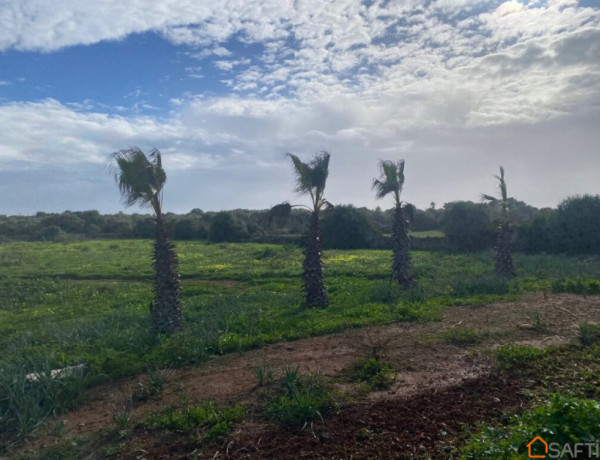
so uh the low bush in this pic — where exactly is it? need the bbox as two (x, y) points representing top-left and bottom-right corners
(495, 344), (543, 369)
(341, 357), (395, 390)
(266, 369), (336, 428)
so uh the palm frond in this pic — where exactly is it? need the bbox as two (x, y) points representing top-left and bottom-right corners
(148, 148), (167, 195)
(396, 160), (405, 189)
(109, 147), (165, 211)
(309, 151), (330, 194)
(483, 166), (510, 215)
(286, 153), (313, 196)
(321, 199), (334, 210)
(481, 194), (499, 203)
(498, 166), (508, 202)
(266, 202), (292, 223)
(373, 159), (405, 201)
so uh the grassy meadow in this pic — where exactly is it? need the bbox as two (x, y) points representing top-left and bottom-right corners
(1, 239), (600, 445)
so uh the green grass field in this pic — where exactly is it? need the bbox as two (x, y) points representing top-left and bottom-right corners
(1, 240), (600, 444)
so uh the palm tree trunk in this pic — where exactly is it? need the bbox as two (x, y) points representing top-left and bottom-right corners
(495, 221), (516, 278)
(303, 210), (328, 308)
(150, 214), (183, 334)
(392, 204), (416, 288)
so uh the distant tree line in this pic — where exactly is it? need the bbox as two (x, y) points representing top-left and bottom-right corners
(1, 195), (599, 255)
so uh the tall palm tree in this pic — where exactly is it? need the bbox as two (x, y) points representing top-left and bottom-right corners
(270, 151), (331, 308)
(372, 159), (416, 288)
(482, 166), (516, 278)
(109, 147), (183, 334)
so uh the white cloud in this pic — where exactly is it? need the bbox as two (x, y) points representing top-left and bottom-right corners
(0, 99), (186, 166)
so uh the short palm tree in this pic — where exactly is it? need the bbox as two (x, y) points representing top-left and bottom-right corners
(372, 159), (416, 288)
(109, 147), (183, 334)
(269, 151), (331, 308)
(482, 166), (516, 278)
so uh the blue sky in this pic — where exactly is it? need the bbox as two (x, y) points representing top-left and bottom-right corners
(0, 0), (599, 215)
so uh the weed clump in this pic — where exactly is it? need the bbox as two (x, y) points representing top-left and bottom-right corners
(266, 367), (336, 428)
(341, 357), (396, 390)
(144, 402), (244, 442)
(495, 344), (543, 370)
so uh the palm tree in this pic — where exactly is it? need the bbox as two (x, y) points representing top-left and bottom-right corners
(109, 147), (183, 334)
(372, 159), (416, 288)
(482, 166), (516, 278)
(269, 151), (331, 308)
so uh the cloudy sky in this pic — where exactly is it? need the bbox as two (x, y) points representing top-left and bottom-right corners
(1, 0), (599, 215)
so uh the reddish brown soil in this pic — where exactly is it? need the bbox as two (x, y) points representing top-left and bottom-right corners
(11, 293), (600, 459)
(227, 374), (527, 459)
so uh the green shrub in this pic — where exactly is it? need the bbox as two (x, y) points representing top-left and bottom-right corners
(495, 344), (542, 369)
(144, 402), (244, 442)
(208, 212), (248, 243)
(266, 372), (336, 427)
(461, 394), (600, 459)
(321, 205), (381, 249)
(341, 357), (395, 390)
(441, 201), (495, 252)
(253, 363), (274, 386)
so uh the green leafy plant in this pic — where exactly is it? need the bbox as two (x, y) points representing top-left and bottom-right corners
(144, 402), (244, 442)
(146, 364), (174, 396)
(495, 344), (543, 370)
(341, 357), (395, 390)
(461, 394), (600, 459)
(254, 363), (274, 386)
(112, 405), (130, 438)
(266, 371), (336, 428)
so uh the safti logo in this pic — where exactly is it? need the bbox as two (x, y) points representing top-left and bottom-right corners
(527, 436), (600, 458)
(527, 436), (548, 458)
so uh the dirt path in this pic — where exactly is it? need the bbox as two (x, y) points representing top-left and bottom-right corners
(13, 293), (600, 458)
